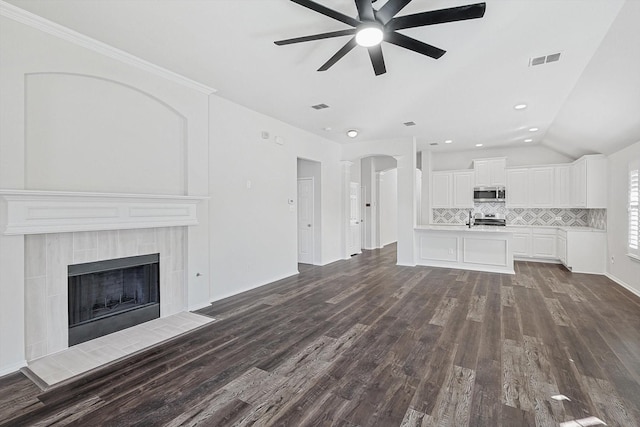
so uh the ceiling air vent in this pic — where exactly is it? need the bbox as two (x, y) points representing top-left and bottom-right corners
(430, 142), (439, 146)
(311, 103), (329, 110)
(529, 52), (561, 67)
(404, 121), (416, 126)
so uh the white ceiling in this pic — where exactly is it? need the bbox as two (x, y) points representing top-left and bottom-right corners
(6, 0), (640, 157)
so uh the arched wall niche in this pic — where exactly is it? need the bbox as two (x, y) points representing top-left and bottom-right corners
(25, 72), (187, 195)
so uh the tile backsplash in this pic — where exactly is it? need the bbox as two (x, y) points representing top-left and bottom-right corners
(432, 203), (605, 228)
(588, 208), (607, 230)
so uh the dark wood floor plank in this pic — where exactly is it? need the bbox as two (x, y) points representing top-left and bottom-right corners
(1, 244), (639, 427)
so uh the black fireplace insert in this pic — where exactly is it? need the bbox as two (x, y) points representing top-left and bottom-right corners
(68, 253), (160, 346)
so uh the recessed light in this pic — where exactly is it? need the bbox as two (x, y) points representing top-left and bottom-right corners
(346, 129), (358, 138)
(475, 143), (483, 147)
(524, 138), (533, 143)
(514, 104), (527, 110)
(529, 127), (539, 132)
(445, 140), (453, 144)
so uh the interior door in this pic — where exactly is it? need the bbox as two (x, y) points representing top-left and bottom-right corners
(297, 178), (314, 264)
(349, 182), (361, 256)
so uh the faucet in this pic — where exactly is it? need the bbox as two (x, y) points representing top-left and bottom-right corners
(467, 209), (473, 228)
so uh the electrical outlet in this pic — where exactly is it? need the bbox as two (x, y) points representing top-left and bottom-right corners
(611, 256), (615, 264)
(555, 216), (562, 221)
(448, 248), (455, 255)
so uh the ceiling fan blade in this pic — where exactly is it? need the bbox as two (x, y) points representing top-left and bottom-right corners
(388, 2), (486, 31)
(385, 32), (446, 59)
(376, 0), (413, 24)
(291, 0), (361, 27)
(355, 0), (375, 21)
(367, 45), (387, 75)
(275, 29), (356, 46)
(318, 37), (358, 71)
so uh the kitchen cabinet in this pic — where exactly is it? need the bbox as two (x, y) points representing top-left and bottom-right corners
(529, 167), (555, 207)
(474, 158), (506, 187)
(509, 227), (532, 258)
(452, 171), (474, 208)
(557, 233), (567, 264)
(532, 228), (557, 259)
(554, 165), (572, 207)
(431, 172), (451, 208)
(431, 170), (473, 209)
(506, 168), (529, 207)
(557, 228), (606, 274)
(571, 155), (607, 208)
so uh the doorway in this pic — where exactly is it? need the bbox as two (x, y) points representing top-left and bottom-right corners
(297, 158), (322, 265)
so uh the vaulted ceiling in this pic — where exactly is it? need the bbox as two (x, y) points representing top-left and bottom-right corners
(6, 0), (640, 158)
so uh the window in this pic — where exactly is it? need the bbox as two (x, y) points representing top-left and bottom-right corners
(630, 160), (640, 259)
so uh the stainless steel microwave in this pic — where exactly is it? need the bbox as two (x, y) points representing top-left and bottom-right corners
(473, 186), (506, 202)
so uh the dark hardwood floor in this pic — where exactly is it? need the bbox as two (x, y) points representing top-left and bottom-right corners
(1, 244), (639, 426)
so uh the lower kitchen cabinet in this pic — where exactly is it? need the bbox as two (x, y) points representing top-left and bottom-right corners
(557, 229), (606, 274)
(532, 228), (557, 258)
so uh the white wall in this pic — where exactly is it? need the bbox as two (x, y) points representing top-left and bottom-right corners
(429, 145), (574, 171)
(379, 169), (398, 246)
(0, 15), (210, 375)
(209, 95), (343, 301)
(297, 158), (322, 265)
(606, 140), (640, 295)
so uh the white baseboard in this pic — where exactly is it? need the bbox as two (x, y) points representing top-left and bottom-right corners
(209, 270), (300, 303)
(319, 257), (342, 266)
(188, 301), (212, 312)
(0, 360), (27, 378)
(605, 272), (640, 299)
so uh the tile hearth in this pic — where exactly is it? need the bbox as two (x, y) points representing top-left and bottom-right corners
(26, 312), (214, 387)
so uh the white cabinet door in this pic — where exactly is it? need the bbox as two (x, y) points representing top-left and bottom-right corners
(474, 158), (506, 186)
(489, 158), (507, 186)
(453, 171), (474, 208)
(532, 232), (557, 258)
(554, 165), (572, 207)
(511, 228), (532, 257)
(529, 167), (554, 207)
(572, 159), (587, 207)
(557, 234), (567, 264)
(432, 172), (451, 208)
(474, 160), (491, 187)
(506, 168), (529, 207)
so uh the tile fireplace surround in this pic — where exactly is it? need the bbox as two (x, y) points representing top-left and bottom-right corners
(0, 190), (207, 365)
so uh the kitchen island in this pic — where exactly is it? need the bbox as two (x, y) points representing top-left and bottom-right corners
(415, 225), (514, 274)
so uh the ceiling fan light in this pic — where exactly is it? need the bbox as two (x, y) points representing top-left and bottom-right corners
(355, 25), (383, 47)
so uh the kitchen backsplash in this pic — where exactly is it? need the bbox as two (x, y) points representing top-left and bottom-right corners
(587, 208), (607, 230)
(432, 203), (606, 228)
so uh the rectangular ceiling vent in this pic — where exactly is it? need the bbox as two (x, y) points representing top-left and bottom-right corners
(430, 142), (439, 146)
(311, 103), (329, 110)
(529, 52), (561, 67)
(403, 121), (416, 127)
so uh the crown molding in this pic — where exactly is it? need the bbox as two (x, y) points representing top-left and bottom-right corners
(0, 1), (216, 95)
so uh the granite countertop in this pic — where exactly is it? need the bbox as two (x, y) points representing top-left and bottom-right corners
(415, 225), (606, 233)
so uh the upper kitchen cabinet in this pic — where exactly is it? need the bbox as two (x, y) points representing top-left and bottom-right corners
(554, 165), (572, 207)
(529, 167), (555, 207)
(506, 168), (529, 207)
(431, 171), (452, 208)
(431, 170), (474, 208)
(474, 158), (506, 187)
(571, 155), (607, 208)
(452, 171), (474, 208)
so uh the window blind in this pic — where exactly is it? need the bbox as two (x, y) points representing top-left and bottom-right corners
(630, 162), (640, 258)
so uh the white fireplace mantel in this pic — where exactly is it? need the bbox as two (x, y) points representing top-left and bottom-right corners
(0, 190), (208, 235)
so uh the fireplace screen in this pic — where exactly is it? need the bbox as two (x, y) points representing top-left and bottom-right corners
(68, 253), (160, 346)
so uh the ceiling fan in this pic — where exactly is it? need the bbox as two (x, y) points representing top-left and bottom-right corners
(274, 0), (486, 76)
